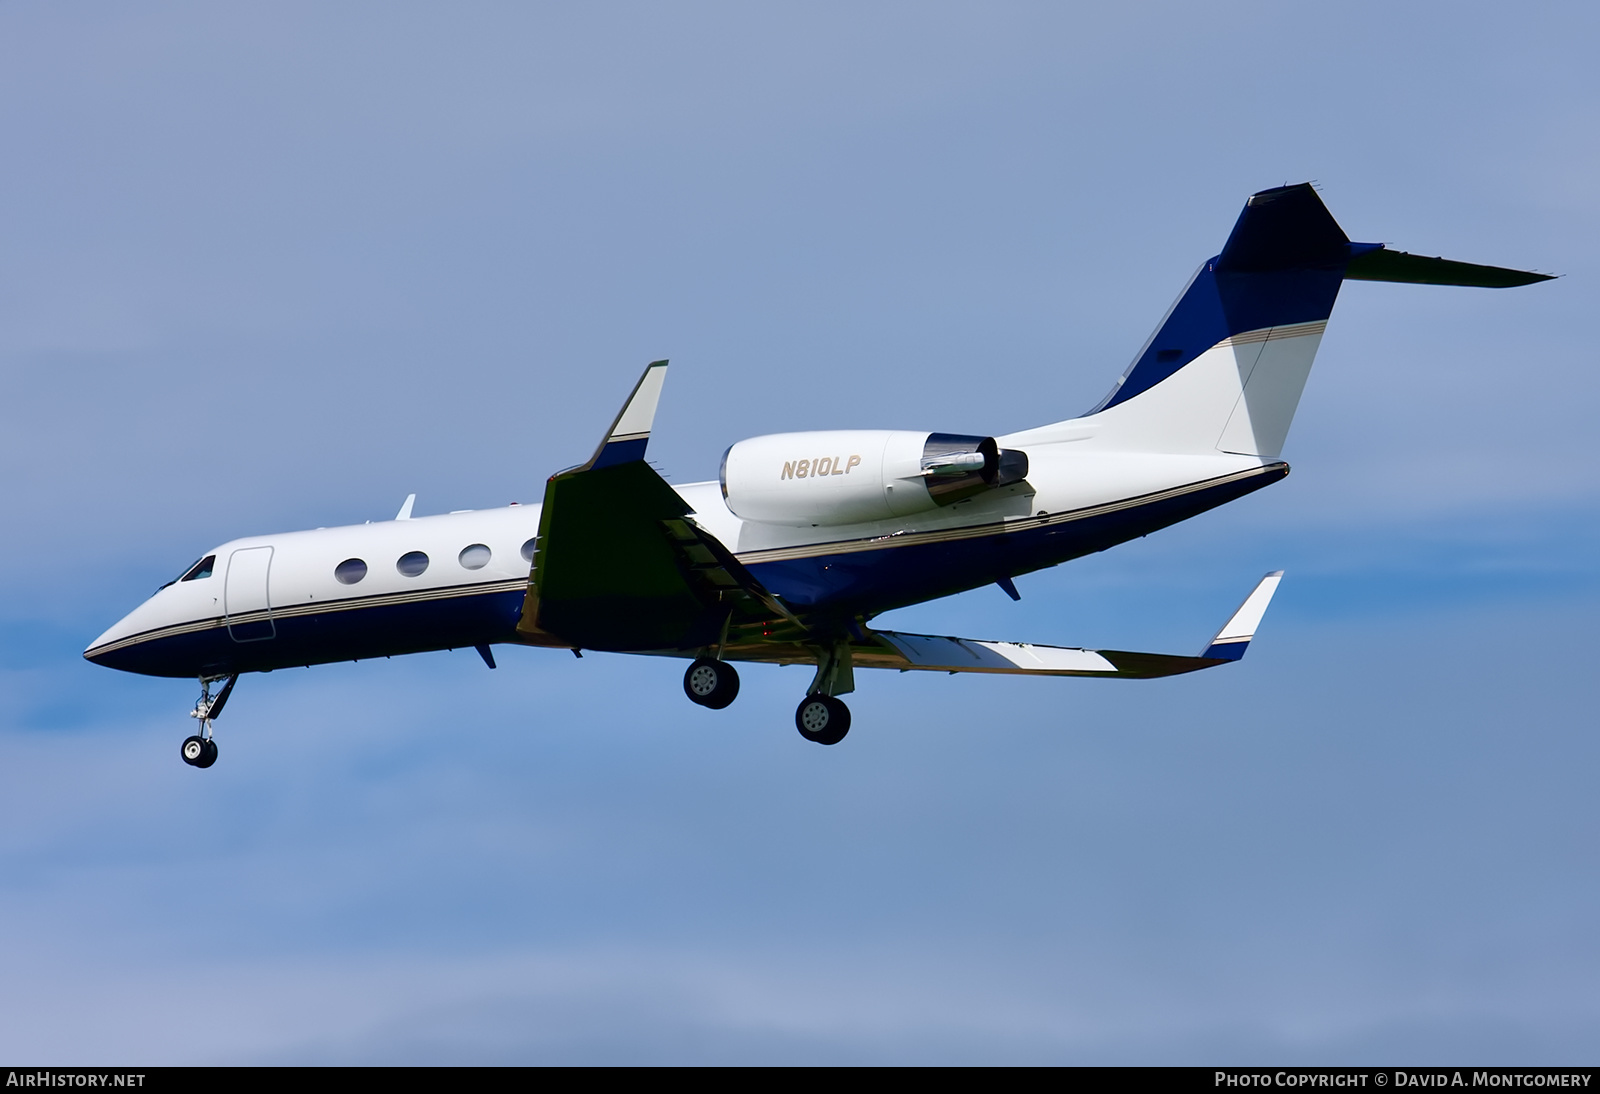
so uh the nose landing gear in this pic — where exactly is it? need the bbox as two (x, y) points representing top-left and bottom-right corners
(182, 673), (236, 769)
(181, 734), (217, 768)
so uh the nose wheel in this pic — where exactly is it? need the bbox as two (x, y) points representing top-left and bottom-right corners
(683, 658), (740, 709)
(181, 673), (237, 769)
(181, 735), (218, 768)
(796, 694), (850, 745)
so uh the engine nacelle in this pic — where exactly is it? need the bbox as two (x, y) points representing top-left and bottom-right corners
(719, 430), (1028, 527)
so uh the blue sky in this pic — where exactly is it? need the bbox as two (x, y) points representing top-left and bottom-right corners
(1, 2), (1596, 1063)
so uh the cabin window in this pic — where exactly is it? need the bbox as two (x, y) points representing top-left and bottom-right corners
(334, 558), (368, 585)
(459, 544), (492, 570)
(397, 551), (429, 577)
(180, 555), (216, 582)
(520, 537), (538, 563)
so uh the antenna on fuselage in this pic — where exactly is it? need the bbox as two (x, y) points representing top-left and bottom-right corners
(395, 493), (416, 521)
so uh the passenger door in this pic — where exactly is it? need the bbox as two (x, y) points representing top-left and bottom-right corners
(224, 546), (276, 642)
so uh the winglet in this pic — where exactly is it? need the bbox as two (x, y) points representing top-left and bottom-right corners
(586, 361), (669, 470)
(1200, 571), (1283, 661)
(395, 493), (416, 521)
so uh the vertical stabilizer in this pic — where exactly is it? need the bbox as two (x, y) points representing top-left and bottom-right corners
(1082, 184), (1345, 458)
(1065, 185), (1552, 459)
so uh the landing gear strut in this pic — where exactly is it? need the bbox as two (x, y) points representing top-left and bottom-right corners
(182, 673), (236, 769)
(796, 639), (854, 745)
(683, 658), (740, 709)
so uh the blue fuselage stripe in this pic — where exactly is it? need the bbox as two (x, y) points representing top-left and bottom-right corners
(88, 467), (1284, 676)
(747, 465), (1283, 616)
(88, 588), (529, 679)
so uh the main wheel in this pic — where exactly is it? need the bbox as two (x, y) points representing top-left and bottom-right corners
(795, 694), (851, 745)
(197, 739), (218, 768)
(683, 658), (740, 710)
(181, 735), (207, 767)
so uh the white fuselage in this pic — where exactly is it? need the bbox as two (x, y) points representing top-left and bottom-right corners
(86, 438), (1277, 680)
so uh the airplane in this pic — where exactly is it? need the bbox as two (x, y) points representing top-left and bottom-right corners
(83, 183), (1551, 765)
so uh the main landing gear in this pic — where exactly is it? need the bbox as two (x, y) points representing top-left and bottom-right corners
(683, 657), (740, 709)
(679, 636), (856, 746)
(795, 638), (854, 746)
(795, 694), (850, 746)
(182, 673), (237, 769)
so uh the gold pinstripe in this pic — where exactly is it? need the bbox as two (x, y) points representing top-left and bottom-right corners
(1219, 320), (1327, 347)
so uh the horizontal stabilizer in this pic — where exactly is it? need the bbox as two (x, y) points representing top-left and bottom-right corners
(1344, 246), (1553, 288)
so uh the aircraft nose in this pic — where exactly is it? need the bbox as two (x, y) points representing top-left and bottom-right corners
(84, 588), (229, 679)
(83, 611), (139, 670)
(83, 599), (174, 676)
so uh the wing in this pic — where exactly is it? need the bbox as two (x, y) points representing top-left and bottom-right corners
(848, 571), (1284, 679)
(517, 362), (800, 652)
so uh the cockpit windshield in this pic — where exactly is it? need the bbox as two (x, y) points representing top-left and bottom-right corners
(160, 555), (217, 590)
(183, 555), (217, 581)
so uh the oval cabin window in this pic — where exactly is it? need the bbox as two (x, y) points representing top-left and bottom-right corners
(520, 537), (538, 563)
(459, 544), (492, 570)
(396, 551), (429, 577)
(334, 558), (368, 585)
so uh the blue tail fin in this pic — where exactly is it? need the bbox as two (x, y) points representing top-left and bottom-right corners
(1095, 184), (1348, 413)
(1073, 184), (1551, 458)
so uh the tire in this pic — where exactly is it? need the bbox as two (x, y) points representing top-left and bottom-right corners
(683, 658), (740, 710)
(795, 695), (851, 745)
(196, 739), (218, 769)
(181, 735), (207, 767)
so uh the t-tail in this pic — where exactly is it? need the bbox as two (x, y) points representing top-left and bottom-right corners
(1063, 183), (1552, 458)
